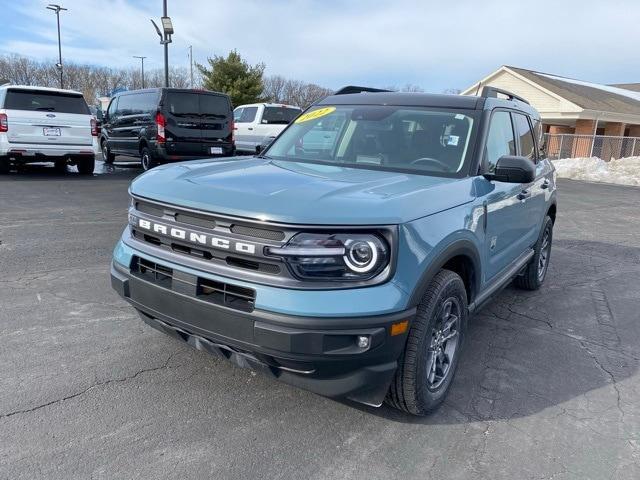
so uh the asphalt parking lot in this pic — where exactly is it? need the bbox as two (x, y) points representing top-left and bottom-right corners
(1, 162), (639, 480)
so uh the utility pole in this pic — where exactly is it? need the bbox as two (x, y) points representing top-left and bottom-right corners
(150, 0), (173, 87)
(46, 4), (67, 89)
(133, 56), (147, 89)
(188, 45), (194, 88)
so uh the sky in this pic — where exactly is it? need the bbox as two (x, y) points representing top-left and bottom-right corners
(1, 0), (640, 93)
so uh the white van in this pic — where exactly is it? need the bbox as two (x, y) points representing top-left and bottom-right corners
(0, 85), (98, 174)
(233, 103), (301, 153)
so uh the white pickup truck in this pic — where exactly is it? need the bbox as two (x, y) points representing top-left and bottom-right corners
(233, 103), (301, 153)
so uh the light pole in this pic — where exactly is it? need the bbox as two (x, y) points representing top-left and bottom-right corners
(150, 0), (173, 87)
(188, 45), (193, 88)
(133, 56), (147, 89)
(46, 4), (67, 89)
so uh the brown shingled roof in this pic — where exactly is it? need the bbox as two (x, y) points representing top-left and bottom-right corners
(506, 66), (640, 116)
(610, 83), (640, 92)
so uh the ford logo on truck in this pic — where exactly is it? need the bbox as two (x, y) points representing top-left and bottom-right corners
(129, 214), (257, 255)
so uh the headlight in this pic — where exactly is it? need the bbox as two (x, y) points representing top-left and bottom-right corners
(266, 232), (390, 281)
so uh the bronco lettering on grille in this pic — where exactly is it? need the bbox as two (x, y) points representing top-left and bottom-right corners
(132, 215), (257, 255)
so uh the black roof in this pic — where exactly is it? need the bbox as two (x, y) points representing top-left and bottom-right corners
(318, 91), (483, 109)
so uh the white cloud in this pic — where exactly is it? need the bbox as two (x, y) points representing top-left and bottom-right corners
(3, 0), (640, 91)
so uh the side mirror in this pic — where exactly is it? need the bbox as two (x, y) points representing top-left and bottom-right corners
(486, 155), (535, 183)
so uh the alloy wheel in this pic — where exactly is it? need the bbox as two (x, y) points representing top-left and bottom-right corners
(537, 227), (551, 281)
(425, 297), (461, 390)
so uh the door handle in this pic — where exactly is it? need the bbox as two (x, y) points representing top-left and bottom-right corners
(248, 127), (254, 131)
(541, 179), (550, 190)
(517, 189), (531, 201)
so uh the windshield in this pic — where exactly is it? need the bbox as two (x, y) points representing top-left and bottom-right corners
(265, 105), (478, 176)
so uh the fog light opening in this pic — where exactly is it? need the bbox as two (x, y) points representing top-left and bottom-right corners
(356, 335), (370, 349)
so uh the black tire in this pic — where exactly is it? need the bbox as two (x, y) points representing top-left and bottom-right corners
(514, 216), (553, 290)
(386, 269), (468, 415)
(77, 157), (95, 175)
(140, 147), (157, 171)
(54, 160), (67, 173)
(0, 157), (9, 174)
(101, 140), (115, 164)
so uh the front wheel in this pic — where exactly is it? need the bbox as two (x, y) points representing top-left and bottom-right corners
(386, 269), (468, 415)
(140, 147), (157, 171)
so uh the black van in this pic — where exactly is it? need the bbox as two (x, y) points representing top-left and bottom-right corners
(100, 88), (234, 170)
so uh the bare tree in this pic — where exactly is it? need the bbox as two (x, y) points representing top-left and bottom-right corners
(0, 54), (191, 105)
(263, 75), (333, 108)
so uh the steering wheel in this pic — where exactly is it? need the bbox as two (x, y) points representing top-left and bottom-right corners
(410, 157), (451, 171)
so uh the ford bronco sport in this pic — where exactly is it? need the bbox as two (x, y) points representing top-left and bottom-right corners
(111, 86), (556, 415)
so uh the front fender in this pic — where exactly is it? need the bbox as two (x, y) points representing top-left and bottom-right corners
(392, 201), (485, 308)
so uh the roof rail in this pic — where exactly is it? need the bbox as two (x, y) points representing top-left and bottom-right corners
(334, 85), (393, 95)
(480, 86), (530, 105)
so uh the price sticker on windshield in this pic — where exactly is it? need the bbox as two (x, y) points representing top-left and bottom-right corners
(294, 107), (336, 124)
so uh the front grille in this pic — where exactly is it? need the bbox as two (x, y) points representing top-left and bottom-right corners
(230, 224), (285, 241)
(130, 256), (256, 312)
(131, 228), (281, 275)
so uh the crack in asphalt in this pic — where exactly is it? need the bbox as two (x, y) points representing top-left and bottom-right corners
(0, 351), (180, 420)
(579, 340), (626, 420)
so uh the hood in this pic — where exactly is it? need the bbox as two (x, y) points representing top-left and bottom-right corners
(130, 157), (475, 225)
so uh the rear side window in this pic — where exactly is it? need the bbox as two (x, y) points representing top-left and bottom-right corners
(5, 89), (89, 114)
(164, 92), (230, 118)
(485, 111), (515, 172)
(262, 107), (300, 125)
(513, 113), (536, 161)
(127, 92), (157, 115)
(237, 106), (258, 123)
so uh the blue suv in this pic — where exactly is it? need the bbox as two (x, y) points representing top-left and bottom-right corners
(111, 86), (556, 415)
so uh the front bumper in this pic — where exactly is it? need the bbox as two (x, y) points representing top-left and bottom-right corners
(111, 260), (414, 406)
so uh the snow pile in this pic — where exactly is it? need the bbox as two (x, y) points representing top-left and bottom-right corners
(552, 157), (640, 186)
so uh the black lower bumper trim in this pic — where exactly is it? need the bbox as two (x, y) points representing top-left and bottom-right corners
(111, 261), (414, 405)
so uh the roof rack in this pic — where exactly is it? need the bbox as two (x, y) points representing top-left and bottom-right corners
(334, 86), (393, 95)
(480, 86), (530, 105)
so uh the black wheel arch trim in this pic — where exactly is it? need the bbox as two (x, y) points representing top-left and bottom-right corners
(408, 239), (482, 308)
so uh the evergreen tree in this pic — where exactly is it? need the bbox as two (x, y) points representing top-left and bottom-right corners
(198, 50), (265, 106)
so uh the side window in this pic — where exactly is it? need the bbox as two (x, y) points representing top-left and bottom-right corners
(140, 92), (157, 114)
(128, 94), (143, 115)
(107, 97), (118, 118)
(233, 108), (243, 121)
(531, 118), (544, 157)
(513, 113), (536, 161)
(237, 106), (258, 123)
(485, 111), (515, 172)
(117, 95), (133, 116)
